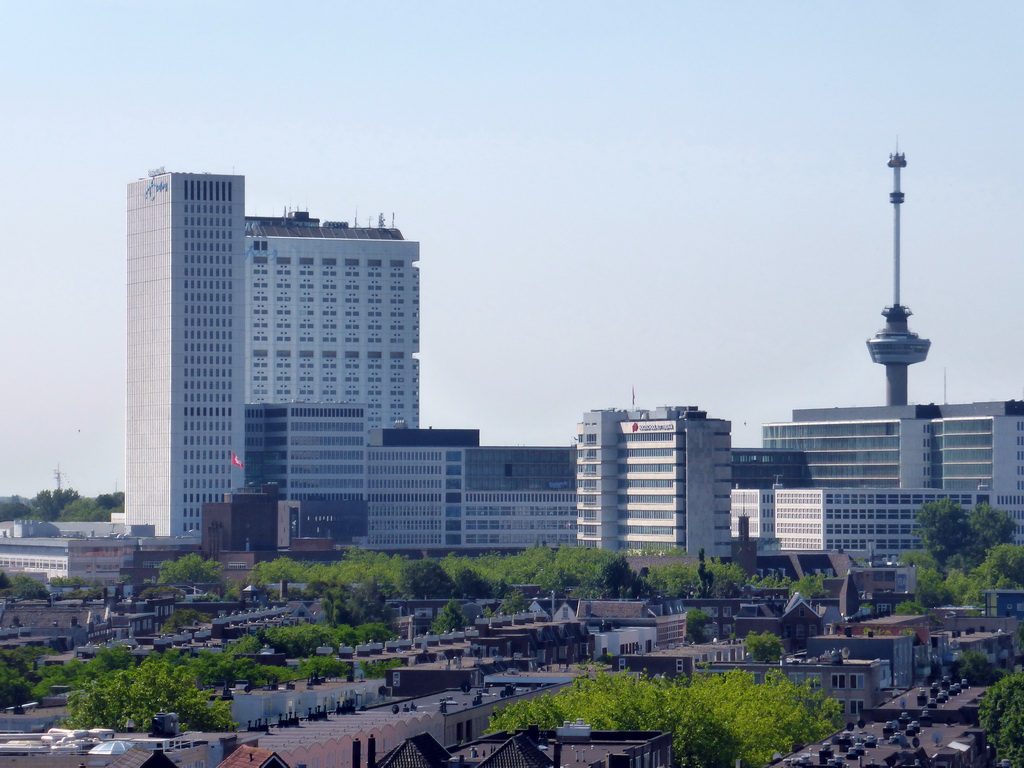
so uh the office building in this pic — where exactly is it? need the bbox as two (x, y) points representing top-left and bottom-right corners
(244, 402), (366, 502)
(126, 171), (246, 536)
(366, 429), (577, 550)
(731, 448), (809, 489)
(244, 211), (419, 430)
(763, 401), (1024, 497)
(744, 401), (1024, 552)
(730, 487), (993, 555)
(576, 407), (732, 555)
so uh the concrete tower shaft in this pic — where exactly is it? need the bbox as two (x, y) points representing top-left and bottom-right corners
(866, 152), (930, 406)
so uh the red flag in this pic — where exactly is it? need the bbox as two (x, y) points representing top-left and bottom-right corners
(231, 452), (245, 469)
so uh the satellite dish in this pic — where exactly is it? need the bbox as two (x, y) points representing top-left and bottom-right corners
(857, 719), (866, 729)
(391, 704), (399, 714)
(841, 647), (851, 659)
(460, 681), (471, 694)
(912, 738), (920, 748)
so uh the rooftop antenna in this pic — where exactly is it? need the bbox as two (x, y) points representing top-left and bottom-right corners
(866, 149), (931, 406)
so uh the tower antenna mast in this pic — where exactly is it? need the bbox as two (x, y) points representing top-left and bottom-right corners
(866, 151), (931, 406)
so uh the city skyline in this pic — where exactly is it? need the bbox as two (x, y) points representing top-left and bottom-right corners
(3, 3), (1024, 496)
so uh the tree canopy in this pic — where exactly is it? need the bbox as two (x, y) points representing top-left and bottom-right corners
(157, 553), (225, 586)
(917, 500), (1015, 570)
(489, 671), (840, 768)
(745, 631), (784, 663)
(979, 671), (1024, 768)
(65, 654), (235, 732)
(431, 599), (469, 633)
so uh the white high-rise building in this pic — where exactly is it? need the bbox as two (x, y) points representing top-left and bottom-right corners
(243, 211), (420, 429)
(126, 171), (246, 536)
(576, 406), (732, 555)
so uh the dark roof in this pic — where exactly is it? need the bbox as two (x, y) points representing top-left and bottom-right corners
(245, 220), (405, 240)
(478, 733), (554, 768)
(377, 733), (451, 768)
(789, 400), (1024, 422)
(108, 747), (180, 768)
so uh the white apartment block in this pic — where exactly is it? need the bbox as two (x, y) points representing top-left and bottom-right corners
(244, 212), (419, 430)
(126, 172), (246, 536)
(576, 407), (732, 555)
(731, 487), (995, 556)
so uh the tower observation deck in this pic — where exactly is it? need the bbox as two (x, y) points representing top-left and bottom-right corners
(866, 152), (930, 406)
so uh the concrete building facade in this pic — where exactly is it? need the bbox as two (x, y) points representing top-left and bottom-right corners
(126, 171), (247, 536)
(576, 407), (732, 555)
(243, 211), (419, 430)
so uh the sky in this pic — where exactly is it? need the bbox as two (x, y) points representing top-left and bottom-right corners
(2, 2), (1023, 498)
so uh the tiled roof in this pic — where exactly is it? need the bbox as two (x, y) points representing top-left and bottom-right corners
(478, 732), (554, 768)
(108, 747), (180, 768)
(218, 745), (289, 768)
(377, 732), (451, 768)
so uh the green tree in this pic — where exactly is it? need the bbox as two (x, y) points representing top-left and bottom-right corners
(58, 498), (111, 522)
(257, 624), (338, 657)
(0, 499), (32, 522)
(696, 549), (715, 598)
(954, 650), (1004, 686)
(431, 599), (469, 633)
(945, 568), (984, 607)
(399, 559), (454, 599)
(361, 658), (405, 679)
(979, 671), (1024, 768)
(499, 589), (529, 615)
(686, 609), (711, 643)
(893, 600), (927, 615)
(157, 553), (224, 586)
(30, 489), (80, 521)
(914, 567), (952, 607)
(161, 608), (213, 633)
(976, 544), (1024, 590)
(95, 492), (125, 511)
(917, 499), (969, 569)
(65, 654), (235, 731)
(296, 656), (352, 680)
(791, 573), (828, 599)
(745, 631), (783, 662)
(600, 555), (643, 598)
(452, 568), (494, 599)
(6, 574), (48, 599)
(967, 503), (1017, 565)
(488, 670), (840, 768)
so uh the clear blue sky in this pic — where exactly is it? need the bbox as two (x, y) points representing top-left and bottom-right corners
(2, 2), (1023, 496)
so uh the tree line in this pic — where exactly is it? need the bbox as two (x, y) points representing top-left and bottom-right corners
(488, 670), (841, 768)
(0, 489), (123, 523)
